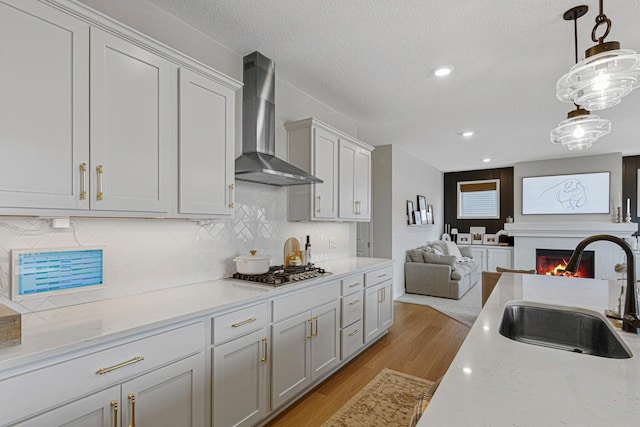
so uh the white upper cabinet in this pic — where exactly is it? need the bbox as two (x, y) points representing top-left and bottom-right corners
(0, 0), (89, 211)
(286, 118), (339, 221)
(0, 0), (240, 218)
(177, 68), (235, 217)
(90, 28), (175, 213)
(287, 118), (372, 222)
(339, 137), (372, 221)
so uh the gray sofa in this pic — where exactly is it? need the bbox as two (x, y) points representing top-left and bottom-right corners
(405, 243), (480, 299)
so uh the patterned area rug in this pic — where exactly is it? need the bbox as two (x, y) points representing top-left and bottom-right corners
(322, 368), (434, 427)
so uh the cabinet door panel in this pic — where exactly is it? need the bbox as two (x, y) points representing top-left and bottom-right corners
(121, 353), (205, 427)
(338, 141), (356, 219)
(90, 27), (174, 213)
(13, 387), (119, 427)
(379, 281), (393, 330)
(355, 148), (371, 220)
(271, 311), (311, 409)
(487, 248), (513, 271)
(364, 284), (381, 343)
(313, 128), (338, 219)
(178, 68), (234, 216)
(0, 0), (89, 210)
(311, 300), (340, 380)
(212, 329), (267, 427)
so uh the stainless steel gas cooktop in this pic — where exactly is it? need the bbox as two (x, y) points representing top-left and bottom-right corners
(232, 264), (330, 286)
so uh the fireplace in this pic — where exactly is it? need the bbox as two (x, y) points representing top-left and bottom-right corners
(536, 249), (595, 278)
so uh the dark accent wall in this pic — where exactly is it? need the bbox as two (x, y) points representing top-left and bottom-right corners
(622, 155), (640, 236)
(444, 167), (514, 234)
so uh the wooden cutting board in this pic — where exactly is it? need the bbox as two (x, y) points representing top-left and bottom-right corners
(283, 237), (300, 266)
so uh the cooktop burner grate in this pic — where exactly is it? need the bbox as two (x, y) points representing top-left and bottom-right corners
(232, 264), (328, 286)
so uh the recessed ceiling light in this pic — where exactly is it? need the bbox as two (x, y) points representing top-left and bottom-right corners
(432, 65), (454, 77)
(461, 130), (475, 137)
(482, 158), (491, 163)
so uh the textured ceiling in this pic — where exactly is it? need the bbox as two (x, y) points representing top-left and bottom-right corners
(148, 0), (640, 172)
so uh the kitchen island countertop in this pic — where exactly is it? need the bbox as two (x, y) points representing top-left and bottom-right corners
(419, 273), (640, 426)
(0, 257), (392, 373)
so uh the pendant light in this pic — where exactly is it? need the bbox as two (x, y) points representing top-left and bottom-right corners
(551, 5), (611, 150)
(556, 0), (640, 111)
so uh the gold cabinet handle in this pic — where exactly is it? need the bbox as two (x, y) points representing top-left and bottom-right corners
(382, 288), (386, 302)
(349, 282), (361, 288)
(378, 289), (383, 303)
(378, 273), (387, 278)
(348, 328), (360, 337)
(355, 200), (361, 215)
(96, 165), (104, 201)
(228, 184), (234, 209)
(316, 195), (321, 213)
(348, 299), (360, 306)
(79, 163), (87, 200)
(128, 393), (136, 427)
(97, 356), (144, 375)
(313, 316), (318, 337)
(231, 317), (256, 328)
(307, 318), (313, 339)
(353, 201), (358, 214)
(111, 400), (118, 427)
(261, 337), (268, 363)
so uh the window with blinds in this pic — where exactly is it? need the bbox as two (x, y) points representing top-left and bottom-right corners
(457, 179), (500, 219)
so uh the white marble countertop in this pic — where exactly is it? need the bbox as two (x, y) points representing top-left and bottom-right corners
(419, 273), (640, 426)
(0, 257), (392, 373)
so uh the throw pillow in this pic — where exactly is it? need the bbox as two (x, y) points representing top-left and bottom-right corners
(407, 249), (425, 263)
(423, 253), (456, 268)
(443, 241), (464, 262)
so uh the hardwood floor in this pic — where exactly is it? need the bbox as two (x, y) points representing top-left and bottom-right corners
(266, 301), (470, 426)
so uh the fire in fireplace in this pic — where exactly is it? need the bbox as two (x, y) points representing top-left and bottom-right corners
(536, 248), (595, 278)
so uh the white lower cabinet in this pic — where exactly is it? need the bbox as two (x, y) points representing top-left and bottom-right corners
(467, 246), (513, 272)
(212, 326), (269, 427)
(271, 300), (340, 410)
(364, 280), (393, 344)
(15, 354), (205, 427)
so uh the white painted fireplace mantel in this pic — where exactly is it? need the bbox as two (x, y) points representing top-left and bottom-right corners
(505, 222), (638, 280)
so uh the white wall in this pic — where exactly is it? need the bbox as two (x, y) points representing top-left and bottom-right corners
(514, 153), (622, 223)
(372, 145), (443, 298)
(0, 0), (359, 313)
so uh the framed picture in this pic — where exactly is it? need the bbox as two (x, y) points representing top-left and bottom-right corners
(483, 234), (498, 245)
(522, 171), (610, 215)
(417, 195), (427, 223)
(406, 200), (414, 224)
(470, 226), (485, 245)
(413, 211), (422, 225)
(457, 233), (471, 244)
(426, 204), (434, 224)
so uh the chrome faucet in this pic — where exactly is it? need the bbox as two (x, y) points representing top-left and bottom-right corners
(564, 234), (640, 334)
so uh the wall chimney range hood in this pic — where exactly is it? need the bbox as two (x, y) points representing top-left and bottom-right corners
(235, 51), (322, 186)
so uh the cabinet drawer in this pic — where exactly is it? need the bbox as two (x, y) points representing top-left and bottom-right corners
(364, 266), (392, 287)
(341, 291), (363, 328)
(272, 280), (340, 322)
(0, 321), (204, 426)
(341, 274), (364, 295)
(341, 319), (363, 360)
(212, 302), (268, 345)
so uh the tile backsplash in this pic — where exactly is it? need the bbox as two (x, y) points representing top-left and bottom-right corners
(0, 182), (355, 313)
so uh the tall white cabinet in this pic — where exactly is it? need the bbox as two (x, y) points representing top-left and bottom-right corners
(0, 0), (89, 210)
(286, 118), (373, 222)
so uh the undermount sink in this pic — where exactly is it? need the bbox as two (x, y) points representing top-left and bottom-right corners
(499, 301), (632, 359)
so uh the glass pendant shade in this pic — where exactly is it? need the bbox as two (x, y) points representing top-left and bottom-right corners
(556, 48), (640, 111)
(550, 111), (611, 150)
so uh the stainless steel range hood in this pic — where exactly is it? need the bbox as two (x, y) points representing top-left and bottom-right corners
(235, 52), (322, 186)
